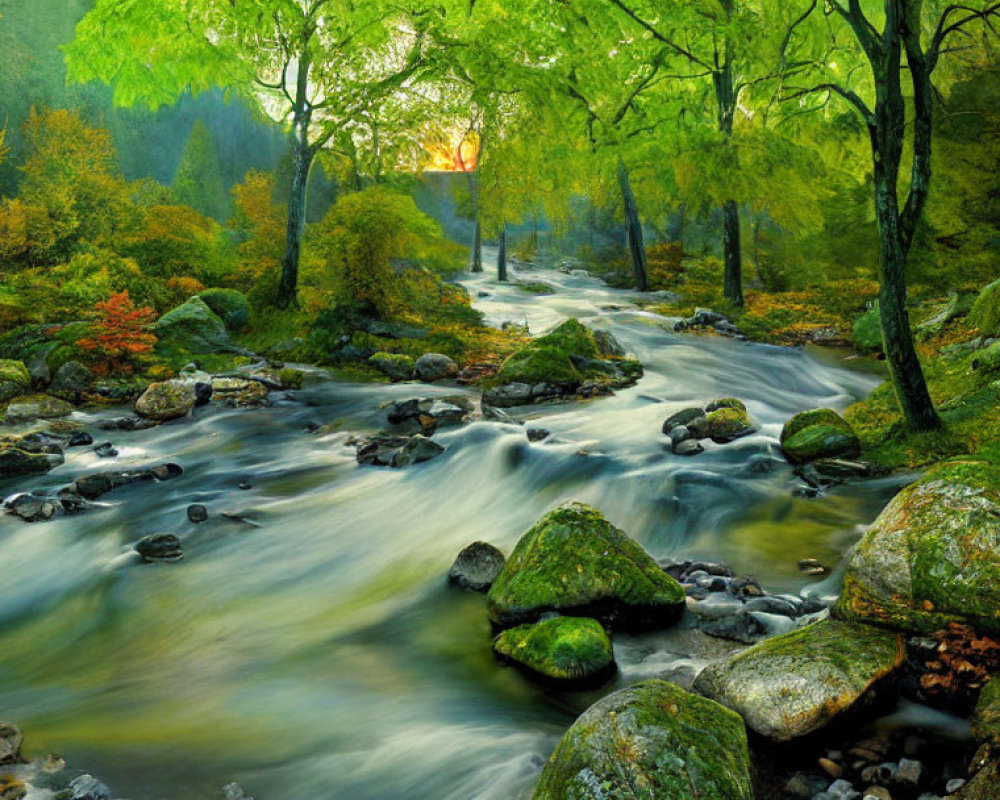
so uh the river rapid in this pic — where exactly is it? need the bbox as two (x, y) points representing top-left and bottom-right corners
(0, 258), (917, 799)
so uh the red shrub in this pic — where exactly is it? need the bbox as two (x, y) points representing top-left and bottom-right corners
(77, 291), (157, 375)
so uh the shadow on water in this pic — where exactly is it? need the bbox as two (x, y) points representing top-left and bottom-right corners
(0, 259), (910, 798)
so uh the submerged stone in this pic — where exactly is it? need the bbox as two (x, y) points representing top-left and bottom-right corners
(693, 619), (904, 741)
(135, 533), (183, 563)
(533, 679), (753, 800)
(836, 458), (1000, 635)
(493, 616), (615, 687)
(781, 408), (861, 464)
(486, 502), (685, 629)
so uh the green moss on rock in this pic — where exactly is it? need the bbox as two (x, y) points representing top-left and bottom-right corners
(693, 619), (904, 741)
(973, 678), (1000, 747)
(198, 289), (250, 331)
(0, 360), (30, 403)
(487, 502), (685, 629)
(969, 278), (1000, 338)
(533, 679), (753, 800)
(781, 408), (861, 464)
(706, 406), (756, 442)
(835, 458), (1000, 635)
(493, 616), (614, 686)
(494, 319), (600, 387)
(154, 297), (235, 359)
(369, 352), (415, 381)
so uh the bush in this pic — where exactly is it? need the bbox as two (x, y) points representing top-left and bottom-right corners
(76, 291), (157, 375)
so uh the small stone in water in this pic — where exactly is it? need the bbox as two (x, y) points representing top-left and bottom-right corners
(945, 779), (966, 794)
(93, 442), (118, 458)
(64, 775), (111, 800)
(150, 463), (183, 480)
(895, 758), (922, 786)
(849, 748), (881, 763)
(673, 438), (703, 456)
(526, 428), (550, 442)
(785, 773), (828, 797)
(238, 479), (252, 490)
(819, 757), (843, 779)
(67, 431), (93, 447)
(135, 533), (183, 563)
(862, 787), (891, 800)
(828, 779), (862, 800)
(187, 504), (209, 523)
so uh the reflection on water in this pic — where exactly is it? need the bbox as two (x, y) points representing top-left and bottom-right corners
(0, 260), (904, 799)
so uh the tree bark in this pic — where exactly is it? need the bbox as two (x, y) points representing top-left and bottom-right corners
(867, 3), (940, 431)
(713, 38), (744, 308)
(276, 115), (313, 310)
(497, 224), (507, 281)
(617, 158), (648, 291)
(471, 217), (483, 273)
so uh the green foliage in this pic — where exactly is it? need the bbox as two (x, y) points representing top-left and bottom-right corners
(198, 289), (250, 331)
(968, 279), (1000, 337)
(173, 120), (228, 220)
(853, 304), (884, 354)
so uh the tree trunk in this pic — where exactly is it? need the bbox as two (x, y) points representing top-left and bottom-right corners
(617, 158), (648, 291)
(497, 224), (508, 281)
(277, 118), (313, 310)
(713, 41), (743, 308)
(722, 200), (743, 304)
(471, 218), (483, 273)
(868, 12), (940, 431)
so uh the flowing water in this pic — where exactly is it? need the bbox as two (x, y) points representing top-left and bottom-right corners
(0, 259), (915, 799)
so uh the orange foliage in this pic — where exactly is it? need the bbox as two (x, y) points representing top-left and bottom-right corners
(646, 242), (685, 290)
(77, 291), (157, 375)
(230, 170), (285, 287)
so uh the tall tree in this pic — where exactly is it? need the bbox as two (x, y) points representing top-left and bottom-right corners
(173, 120), (228, 221)
(786, 0), (1000, 431)
(66, 0), (435, 309)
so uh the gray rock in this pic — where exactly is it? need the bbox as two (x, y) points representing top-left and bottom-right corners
(482, 382), (533, 408)
(0, 721), (22, 764)
(661, 406), (706, 434)
(413, 353), (459, 382)
(356, 433), (445, 468)
(135, 533), (183, 563)
(4, 395), (73, 423)
(526, 427), (550, 442)
(448, 541), (505, 592)
(673, 438), (704, 456)
(0, 444), (63, 478)
(5, 493), (58, 522)
(187, 504), (209, 523)
(222, 783), (254, 800)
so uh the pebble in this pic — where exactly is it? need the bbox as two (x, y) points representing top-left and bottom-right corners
(945, 779), (966, 793)
(819, 757), (843, 779)
(187, 504), (209, 523)
(67, 431), (94, 447)
(238, 479), (252, 490)
(827, 779), (862, 799)
(895, 758), (922, 786)
(849, 748), (882, 763)
(862, 787), (891, 800)
(64, 775), (111, 800)
(526, 428), (550, 442)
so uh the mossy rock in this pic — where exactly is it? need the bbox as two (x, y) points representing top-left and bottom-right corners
(0, 360), (30, 403)
(973, 678), (1000, 747)
(0, 444), (63, 478)
(278, 368), (305, 390)
(533, 679), (753, 800)
(781, 408), (861, 464)
(969, 278), (1000, 338)
(487, 502), (685, 630)
(835, 458), (1000, 636)
(693, 619), (904, 741)
(493, 616), (615, 687)
(369, 352), (415, 381)
(516, 281), (557, 295)
(705, 405), (757, 443)
(916, 292), (976, 336)
(4, 395), (73, 423)
(853, 304), (883, 353)
(134, 380), (197, 421)
(494, 319), (600, 387)
(197, 289), (250, 331)
(154, 297), (235, 358)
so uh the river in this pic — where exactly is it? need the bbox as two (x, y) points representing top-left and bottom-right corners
(0, 258), (909, 799)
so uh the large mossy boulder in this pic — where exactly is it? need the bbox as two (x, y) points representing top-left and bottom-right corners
(0, 360), (31, 403)
(493, 616), (615, 687)
(781, 408), (861, 464)
(154, 298), (234, 358)
(0, 440), (64, 478)
(197, 289), (250, 331)
(486, 502), (685, 630)
(705, 399), (757, 443)
(4, 395), (73, 423)
(489, 319), (642, 399)
(836, 458), (1000, 635)
(968, 278), (1000, 338)
(533, 679), (753, 800)
(694, 619), (904, 741)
